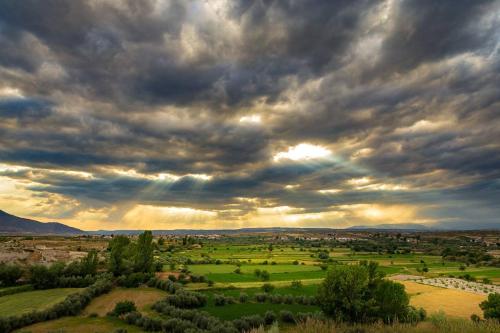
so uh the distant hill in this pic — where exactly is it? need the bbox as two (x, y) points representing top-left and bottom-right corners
(346, 223), (430, 231)
(0, 210), (83, 235)
(88, 227), (340, 236)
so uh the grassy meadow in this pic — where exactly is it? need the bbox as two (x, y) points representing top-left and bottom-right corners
(0, 288), (83, 317)
(15, 316), (146, 333)
(83, 287), (168, 316)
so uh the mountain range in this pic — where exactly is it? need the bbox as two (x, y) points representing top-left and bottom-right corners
(0, 210), (83, 235)
(0, 210), (498, 235)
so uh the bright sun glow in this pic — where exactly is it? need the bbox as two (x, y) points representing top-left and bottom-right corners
(273, 143), (331, 162)
(0, 87), (24, 98)
(239, 114), (261, 124)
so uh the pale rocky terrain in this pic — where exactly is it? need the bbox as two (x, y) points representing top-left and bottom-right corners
(415, 277), (500, 295)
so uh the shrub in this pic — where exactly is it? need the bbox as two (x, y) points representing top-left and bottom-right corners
(0, 263), (23, 287)
(239, 292), (248, 303)
(279, 310), (295, 323)
(237, 315), (264, 331)
(214, 294), (227, 306)
(264, 311), (277, 325)
(480, 292), (500, 319)
(261, 283), (275, 293)
(471, 313), (481, 323)
(260, 270), (270, 281)
(0, 284), (33, 297)
(318, 251), (329, 260)
(269, 294), (283, 304)
(168, 274), (177, 282)
(164, 290), (207, 308)
(255, 293), (267, 303)
(117, 272), (153, 288)
(291, 280), (302, 289)
(110, 301), (136, 316)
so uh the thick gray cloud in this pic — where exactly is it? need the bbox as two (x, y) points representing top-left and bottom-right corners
(0, 0), (499, 229)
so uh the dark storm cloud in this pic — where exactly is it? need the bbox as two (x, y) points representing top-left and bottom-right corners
(0, 97), (53, 119)
(377, 0), (496, 74)
(0, 0), (499, 228)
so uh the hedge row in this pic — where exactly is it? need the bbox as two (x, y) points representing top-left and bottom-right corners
(0, 277), (113, 333)
(147, 277), (184, 294)
(116, 272), (154, 288)
(0, 284), (33, 297)
(254, 293), (318, 305)
(123, 310), (238, 333)
(163, 290), (207, 308)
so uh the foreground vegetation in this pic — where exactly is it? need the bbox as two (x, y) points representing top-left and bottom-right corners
(0, 230), (498, 332)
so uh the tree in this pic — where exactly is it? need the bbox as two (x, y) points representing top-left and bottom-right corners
(29, 263), (64, 289)
(134, 231), (154, 273)
(480, 293), (500, 319)
(0, 263), (23, 286)
(260, 270), (270, 281)
(111, 300), (137, 316)
(317, 264), (371, 322)
(261, 283), (275, 293)
(80, 250), (99, 276)
(317, 262), (412, 323)
(318, 251), (329, 260)
(373, 280), (410, 323)
(109, 235), (131, 276)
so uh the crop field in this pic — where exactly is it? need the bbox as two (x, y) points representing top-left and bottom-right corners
(197, 285), (320, 320)
(167, 246), (498, 288)
(400, 281), (487, 319)
(83, 287), (168, 316)
(189, 263), (321, 275)
(14, 316), (146, 333)
(0, 288), (83, 317)
(203, 302), (319, 320)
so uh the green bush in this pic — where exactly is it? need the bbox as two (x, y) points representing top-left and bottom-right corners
(0, 263), (23, 287)
(110, 301), (136, 316)
(480, 293), (500, 319)
(164, 290), (207, 308)
(239, 292), (248, 303)
(279, 310), (295, 323)
(261, 283), (275, 293)
(264, 311), (277, 325)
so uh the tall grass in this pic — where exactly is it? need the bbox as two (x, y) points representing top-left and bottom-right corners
(249, 318), (500, 333)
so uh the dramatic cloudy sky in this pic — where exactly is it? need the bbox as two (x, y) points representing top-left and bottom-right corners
(0, 0), (499, 230)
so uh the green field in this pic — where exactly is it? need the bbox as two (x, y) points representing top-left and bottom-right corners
(202, 302), (319, 320)
(14, 316), (146, 333)
(163, 244), (500, 288)
(189, 263), (321, 275)
(198, 284), (320, 320)
(0, 288), (83, 316)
